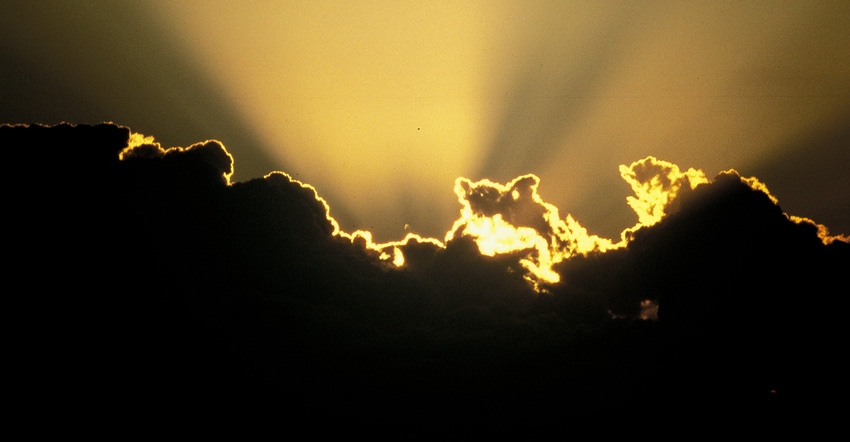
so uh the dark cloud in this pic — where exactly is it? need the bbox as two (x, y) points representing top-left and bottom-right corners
(553, 168), (848, 416)
(455, 174), (550, 236)
(0, 1), (278, 182)
(747, 114), (850, 237)
(4, 123), (846, 431)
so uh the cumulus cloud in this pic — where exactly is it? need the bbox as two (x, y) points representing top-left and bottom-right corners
(618, 156), (708, 230)
(444, 174), (615, 287)
(4, 123), (847, 429)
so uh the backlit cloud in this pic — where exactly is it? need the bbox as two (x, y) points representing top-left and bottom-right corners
(618, 156), (707, 229)
(444, 174), (614, 287)
(3, 1), (849, 244)
(4, 123), (847, 428)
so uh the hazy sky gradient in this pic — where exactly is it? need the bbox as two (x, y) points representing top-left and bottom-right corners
(2, 0), (848, 242)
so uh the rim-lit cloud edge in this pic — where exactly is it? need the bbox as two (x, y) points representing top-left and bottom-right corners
(5, 122), (847, 427)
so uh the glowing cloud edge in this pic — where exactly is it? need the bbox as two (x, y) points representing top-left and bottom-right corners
(123, 134), (848, 289)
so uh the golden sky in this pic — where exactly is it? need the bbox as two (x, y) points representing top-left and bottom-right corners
(2, 0), (848, 242)
(3, 2), (849, 414)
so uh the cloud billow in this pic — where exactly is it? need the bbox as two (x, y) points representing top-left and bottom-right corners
(3, 123), (846, 429)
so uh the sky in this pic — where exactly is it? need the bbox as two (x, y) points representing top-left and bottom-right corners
(3, 0), (849, 430)
(1, 0), (848, 243)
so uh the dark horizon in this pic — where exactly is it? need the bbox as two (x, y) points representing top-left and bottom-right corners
(5, 122), (847, 431)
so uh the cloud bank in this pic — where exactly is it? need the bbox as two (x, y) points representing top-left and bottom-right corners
(4, 123), (847, 431)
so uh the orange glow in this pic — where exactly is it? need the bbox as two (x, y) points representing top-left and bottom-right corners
(639, 299), (659, 321)
(20, 1), (842, 242)
(726, 170), (848, 244)
(445, 174), (615, 286)
(120, 132), (234, 184)
(126, 132), (157, 151)
(733, 172), (779, 205)
(118, 134), (623, 287)
(789, 215), (850, 245)
(118, 135), (848, 290)
(334, 171), (621, 287)
(148, 0), (502, 242)
(341, 229), (446, 268)
(619, 156), (707, 230)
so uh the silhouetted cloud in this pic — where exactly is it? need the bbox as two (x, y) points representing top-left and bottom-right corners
(443, 174), (614, 287)
(4, 123), (847, 431)
(618, 156), (707, 230)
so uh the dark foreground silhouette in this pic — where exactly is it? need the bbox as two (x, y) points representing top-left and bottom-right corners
(4, 123), (846, 433)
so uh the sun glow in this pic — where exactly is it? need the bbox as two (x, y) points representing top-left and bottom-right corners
(443, 174), (616, 286)
(116, 135), (847, 291)
(117, 137), (838, 293)
(339, 158), (716, 288)
(619, 156), (707, 232)
(116, 135), (737, 289)
(138, 1), (850, 243)
(322, 170), (622, 287)
(120, 132), (235, 184)
(370, 155), (796, 287)
(789, 215), (850, 245)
